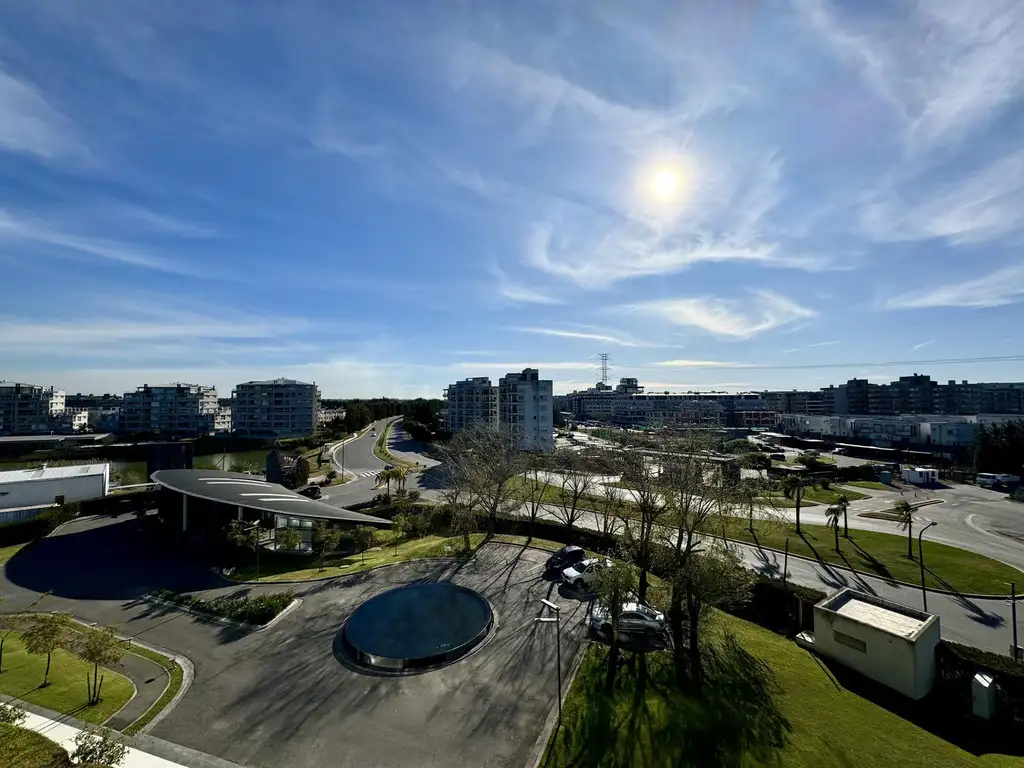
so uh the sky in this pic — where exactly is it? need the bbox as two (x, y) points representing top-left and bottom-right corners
(2, 1), (1023, 399)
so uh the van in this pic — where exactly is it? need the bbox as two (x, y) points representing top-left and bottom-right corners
(978, 473), (1021, 488)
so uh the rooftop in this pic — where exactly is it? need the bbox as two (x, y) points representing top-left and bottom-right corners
(236, 378), (315, 387)
(151, 469), (390, 526)
(0, 463), (109, 483)
(818, 588), (933, 640)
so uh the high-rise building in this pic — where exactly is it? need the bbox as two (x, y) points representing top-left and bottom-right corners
(0, 381), (65, 435)
(120, 383), (221, 436)
(443, 377), (498, 433)
(497, 368), (554, 452)
(231, 378), (320, 438)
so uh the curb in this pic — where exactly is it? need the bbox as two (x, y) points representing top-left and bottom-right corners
(141, 594), (303, 633)
(47, 514), (104, 537)
(223, 554), (467, 585)
(728, 536), (1020, 600)
(528, 638), (590, 768)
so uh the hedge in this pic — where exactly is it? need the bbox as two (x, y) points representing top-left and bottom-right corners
(935, 640), (1024, 726)
(0, 722), (73, 768)
(152, 588), (294, 626)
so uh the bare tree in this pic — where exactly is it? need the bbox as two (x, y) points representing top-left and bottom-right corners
(615, 446), (666, 603)
(75, 625), (125, 705)
(595, 482), (624, 537)
(515, 456), (549, 540)
(551, 448), (596, 536)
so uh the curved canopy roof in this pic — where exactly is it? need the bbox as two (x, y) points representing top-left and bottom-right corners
(151, 469), (390, 526)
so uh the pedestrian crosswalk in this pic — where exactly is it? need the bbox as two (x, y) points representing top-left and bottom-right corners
(349, 470), (380, 478)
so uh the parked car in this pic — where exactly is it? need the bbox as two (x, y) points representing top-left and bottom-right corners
(299, 486), (322, 499)
(545, 545), (586, 572)
(770, 453), (786, 461)
(590, 602), (666, 637)
(562, 557), (612, 590)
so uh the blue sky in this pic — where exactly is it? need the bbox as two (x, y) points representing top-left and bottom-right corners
(2, 1), (1023, 398)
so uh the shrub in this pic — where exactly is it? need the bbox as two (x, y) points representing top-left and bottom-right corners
(152, 589), (295, 626)
(936, 640), (1024, 726)
(0, 722), (73, 768)
(0, 702), (26, 726)
(820, 477), (831, 490)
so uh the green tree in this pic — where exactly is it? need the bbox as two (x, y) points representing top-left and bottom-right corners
(739, 451), (771, 470)
(723, 438), (752, 454)
(825, 502), (842, 553)
(294, 455), (311, 487)
(391, 513), (414, 553)
(74, 625), (125, 704)
(312, 522), (342, 572)
(780, 474), (807, 535)
(0, 701), (26, 726)
(227, 519), (262, 580)
(22, 612), (72, 687)
(835, 493), (850, 537)
(351, 525), (377, 563)
(894, 499), (915, 559)
(71, 726), (129, 767)
(276, 526), (302, 552)
(591, 559), (637, 693)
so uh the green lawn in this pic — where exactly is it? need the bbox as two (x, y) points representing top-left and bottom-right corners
(545, 612), (1022, 767)
(799, 485), (867, 504)
(122, 645), (185, 736)
(0, 542), (27, 565)
(725, 518), (1022, 595)
(845, 480), (892, 491)
(0, 632), (134, 724)
(510, 477), (635, 517)
(0, 723), (72, 768)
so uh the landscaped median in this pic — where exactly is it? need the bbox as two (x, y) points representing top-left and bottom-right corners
(147, 588), (296, 627)
(373, 421), (418, 469)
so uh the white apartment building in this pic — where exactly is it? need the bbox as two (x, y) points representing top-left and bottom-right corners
(444, 377), (498, 432)
(0, 382), (65, 435)
(120, 383), (221, 436)
(498, 369), (554, 452)
(231, 378), (320, 439)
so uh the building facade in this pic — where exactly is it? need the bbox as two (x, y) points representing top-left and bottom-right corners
(0, 382), (65, 435)
(497, 369), (554, 452)
(231, 378), (320, 439)
(120, 383), (221, 436)
(444, 377), (498, 432)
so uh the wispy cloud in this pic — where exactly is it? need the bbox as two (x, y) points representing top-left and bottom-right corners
(507, 326), (648, 348)
(781, 348), (801, 354)
(882, 264), (1024, 309)
(629, 291), (817, 339)
(652, 360), (751, 369)
(0, 69), (86, 162)
(808, 340), (839, 348)
(912, 340), (935, 351)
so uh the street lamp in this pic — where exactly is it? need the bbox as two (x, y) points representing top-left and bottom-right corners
(918, 521), (937, 611)
(534, 598), (562, 726)
(1008, 582), (1020, 661)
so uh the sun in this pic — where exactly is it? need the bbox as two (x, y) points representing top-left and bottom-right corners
(649, 167), (681, 200)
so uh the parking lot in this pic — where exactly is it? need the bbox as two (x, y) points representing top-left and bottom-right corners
(148, 544), (589, 768)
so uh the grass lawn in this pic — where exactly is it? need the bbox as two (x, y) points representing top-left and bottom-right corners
(510, 477), (636, 517)
(724, 518), (1022, 595)
(0, 542), (27, 565)
(845, 480), (893, 491)
(546, 612), (1021, 767)
(0, 632), (133, 725)
(122, 645), (185, 736)
(0, 723), (71, 768)
(799, 485), (867, 504)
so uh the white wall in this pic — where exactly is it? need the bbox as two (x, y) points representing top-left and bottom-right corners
(813, 606), (939, 700)
(0, 468), (109, 509)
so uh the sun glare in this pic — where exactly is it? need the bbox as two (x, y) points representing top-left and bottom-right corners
(650, 168), (680, 199)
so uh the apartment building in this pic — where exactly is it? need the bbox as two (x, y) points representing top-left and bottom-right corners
(498, 369), (554, 452)
(231, 378), (320, 439)
(444, 377), (498, 433)
(120, 383), (221, 436)
(565, 378), (643, 421)
(0, 381), (65, 435)
(611, 394), (726, 428)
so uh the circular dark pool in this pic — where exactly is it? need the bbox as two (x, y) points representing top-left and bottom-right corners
(341, 582), (493, 672)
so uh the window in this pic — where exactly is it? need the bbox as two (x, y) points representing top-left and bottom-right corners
(833, 630), (866, 653)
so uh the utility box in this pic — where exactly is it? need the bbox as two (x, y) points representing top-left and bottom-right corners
(972, 673), (995, 720)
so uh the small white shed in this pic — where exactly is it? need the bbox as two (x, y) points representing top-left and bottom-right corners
(902, 467), (938, 485)
(814, 588), (940, 700)
(0, 463), (110, 511)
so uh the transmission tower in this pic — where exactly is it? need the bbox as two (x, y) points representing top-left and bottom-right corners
(598, 353), (610, 385)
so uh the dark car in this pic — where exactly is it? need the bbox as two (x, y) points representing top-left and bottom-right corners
(299, 486), (322, 499)
(546, 545), (586, 572)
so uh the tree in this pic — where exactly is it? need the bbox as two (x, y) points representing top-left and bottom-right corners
(825, 503), (842, 553)
(351, 525), (377, 563)
(614, 446), (665, 603)
(71, 726), (129, 768)
(591, 559), (637, 694)
(596, 483), (624, 537)
(835, 493), (850, 537)
(515, 460), (549, 540)
(294, 455), (311, 487)
(894, 499), (915, 559)
(22, 612), (71, 687)
(312, 522), (342, 572)
(75, 625), (125, 705)
(378, 467), (403, 498)
(723, 438), (752, 454)
(739, 451), (771, 470)
(551, 448), (596, 536)
(227, 519), (262, 580)
(0, 701), (26, 726)
(391, 513), (414, 553)
(780, 474), (807, 535)
(276, 526), (302, 552)
(0, 592), (48, 674)
(325, 469), (338, 483)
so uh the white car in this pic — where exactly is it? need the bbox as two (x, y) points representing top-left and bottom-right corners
(590, 602), (666, 637)
(561, 558), (612, 590)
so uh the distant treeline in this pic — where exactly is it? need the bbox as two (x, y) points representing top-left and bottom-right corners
(974, 420), (1024, 474)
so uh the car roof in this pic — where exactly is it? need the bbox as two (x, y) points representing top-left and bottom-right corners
(622, 602), (658, 613)
(560, 545), (584, 552)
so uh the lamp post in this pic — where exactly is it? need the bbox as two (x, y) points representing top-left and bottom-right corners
(1008, 581), (1019, 661)
(918, 521), (937, 612)
(534, 598), (562, 726)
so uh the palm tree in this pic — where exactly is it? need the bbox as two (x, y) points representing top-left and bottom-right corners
(781, 474), (806, 535)
(825, 503), (842, 553)
(894, 499), (915, 559)
(835, 494), (850, 537)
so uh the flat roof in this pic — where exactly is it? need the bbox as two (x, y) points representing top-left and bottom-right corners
(151, 469), (390, 526)
(0, 463), (109, 483)
(819, 589), (931, 639)
(0, 433), (111, 444)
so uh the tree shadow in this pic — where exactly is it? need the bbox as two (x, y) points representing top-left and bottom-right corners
(846, 536), (897, 585)
(924, 567), (1005, 627)
(550, 633), (791, 767)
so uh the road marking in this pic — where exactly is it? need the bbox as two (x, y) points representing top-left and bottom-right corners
(965, 513), (1003, 541)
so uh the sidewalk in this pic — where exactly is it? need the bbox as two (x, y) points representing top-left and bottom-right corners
(21, 710), (187, 768)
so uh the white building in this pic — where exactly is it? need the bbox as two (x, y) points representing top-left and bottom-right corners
(498, 368), (554, 452)
(0, 463), (110, 515)
(0, 382), (65, 435)
(231, 378), (320, 439)
(813, 588), (940, 700)
(120, 383), (221, 435)
(902, 467), (939, 485)
(444, 377), (498, 432)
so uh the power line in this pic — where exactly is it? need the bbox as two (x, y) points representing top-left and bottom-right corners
(639, 354), (1024, 372)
